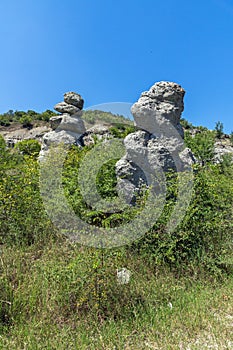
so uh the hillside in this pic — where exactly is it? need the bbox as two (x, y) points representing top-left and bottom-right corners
(0, 88), (232, 348)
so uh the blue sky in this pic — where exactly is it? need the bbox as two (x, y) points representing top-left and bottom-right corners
(0, 0), (233, 133)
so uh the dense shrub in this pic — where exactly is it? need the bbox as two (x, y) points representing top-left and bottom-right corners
(15, 139), (41, 157)
(0, 155), (55, 245)
(19, 115), (33, 128)
(0, 127), (232, 274)
(109, 123), (136, 138)
(185, 130), (215, 165)
(215, 121), (224, 139)
(0, 109), (57, 126)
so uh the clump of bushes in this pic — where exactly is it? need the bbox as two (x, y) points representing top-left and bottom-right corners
(0, 109), (57, 127)
(0, 121), (232, 275)
(15, 139), (41, 157)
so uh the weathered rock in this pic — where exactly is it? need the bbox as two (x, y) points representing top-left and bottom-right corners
(39, 92), (85, 161)
(115, 81), (195, 204)
(50, 116), (63, 130)
(57, 114), (86, 134)
(43, 130), (82, 147)
(80, 125), (111, 146)
(131, 81), (185, 137)
(64, 92), (84, 110)
(87, 125), (110, 135)
(54, 102), (81, 115)
(214, 140), (233, 163)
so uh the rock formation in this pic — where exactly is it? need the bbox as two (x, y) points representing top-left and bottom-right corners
(131, 81), (185, 138)
(115, 81), (196, 203)
(38, 92), (86, 160)
(214, 140), (233, 163)
(80, 125), (111, 146)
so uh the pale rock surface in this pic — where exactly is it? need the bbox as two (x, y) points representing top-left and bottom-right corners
(81, 125), (111, 146)
(115, 81), (195, 203)
(214, 140), (233, 163)
(131, 81), (185, 137)
(38, 130), (82, 162)
(43, 130), (81, 146)
(39, 91), (85, 161)
(54, 102), (81, 115)
(57, 114), (86, 134)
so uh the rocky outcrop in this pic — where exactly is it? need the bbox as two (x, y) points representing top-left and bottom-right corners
(38, 92), (85, 161)
(131, 81), (185, 138)
(64, 92), (84, 109)
(214, 140), (233, 163)
(80, 125), (111, 146)
(115, 81), (195, 203)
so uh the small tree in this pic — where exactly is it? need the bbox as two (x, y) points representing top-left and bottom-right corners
(19, 115), (33, 128)
(185, 130), (215, 166)
(15, 139), (41, 157)
(215, 121), (224, 139)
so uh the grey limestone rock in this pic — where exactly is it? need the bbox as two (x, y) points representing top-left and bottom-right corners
(115, 81), (195, 204)
(50, 116), (63, 130)
(131, 81), (185, 138)
(81, 125), (111, 146)
(39, 92), (85, 161)
(57, 114), (86, 134)
(54, 102), (81, 115)
(64, 91), (84, 110)
(214, 141), (233, 163)
(43, 129), (82, 147)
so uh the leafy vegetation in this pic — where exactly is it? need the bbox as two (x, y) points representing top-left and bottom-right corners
(180, 117), (194, 129)
(0, 109), (57, 127)
(0, 115), (232, 348)
(82, 110), (133, 125)
(109, 123), (136, 138)
(215, 120), (224, 139)
(14, 139), (41, 157)
(184, 129), (215, 165)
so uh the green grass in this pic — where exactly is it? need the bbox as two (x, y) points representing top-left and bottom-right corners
(0, 239), (232, 350)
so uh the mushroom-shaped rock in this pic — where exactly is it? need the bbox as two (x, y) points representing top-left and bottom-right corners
(115, 81), (195, 204)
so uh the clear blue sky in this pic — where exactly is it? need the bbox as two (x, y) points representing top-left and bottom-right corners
(0, 0), (233, 133)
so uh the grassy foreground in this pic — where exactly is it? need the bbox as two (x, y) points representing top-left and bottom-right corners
(0, 239), (232, 350)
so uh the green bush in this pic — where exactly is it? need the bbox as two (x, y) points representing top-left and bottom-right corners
(82, 110), (133, 125)
(0, 135), (6, 152)
(0, 156), (55, 245)
(185, 130), (215, 165)
(0, 116), (10, 126)
(131, 164), (233, 271)
(15, 139), (41, 157)
(109, 123), (136, 138)
(19, 115), (33, 128)
(215, 121), (224, 139)
(0, 130), (232, 275)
